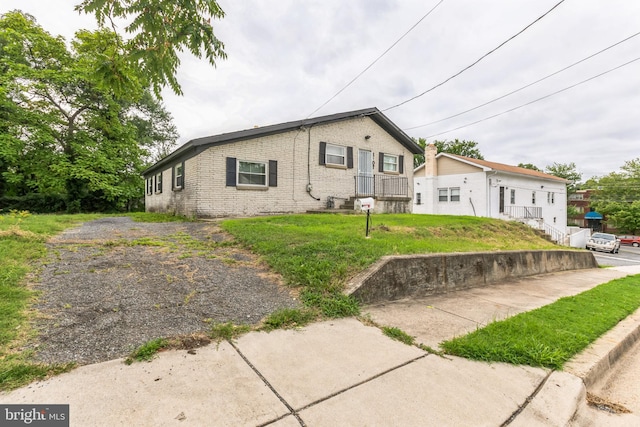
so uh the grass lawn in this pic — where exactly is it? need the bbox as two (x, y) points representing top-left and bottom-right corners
(222, 213), (558, 316)
(441, 275), (640, 369)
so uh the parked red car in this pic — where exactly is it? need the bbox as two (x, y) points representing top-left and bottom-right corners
(618, 235), (640, 247)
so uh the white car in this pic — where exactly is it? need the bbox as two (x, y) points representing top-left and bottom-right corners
(586, 232), (620, 253)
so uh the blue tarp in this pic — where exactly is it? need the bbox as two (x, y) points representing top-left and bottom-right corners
(585, 211), (603, 220)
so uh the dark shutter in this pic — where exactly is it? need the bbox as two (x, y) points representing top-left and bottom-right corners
(180, 162), (185, 188)
(269, 160), (278, 187)
(226, 157), (237, 186)
(319, 141), (326, 165)
(399, 155), (404, 174)
(379, 152), (384, 172)
(347, 147), (353, 169)
(171, 167), (175, 190)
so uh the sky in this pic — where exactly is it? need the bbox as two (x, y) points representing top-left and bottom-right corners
(2, 0), (639, 180)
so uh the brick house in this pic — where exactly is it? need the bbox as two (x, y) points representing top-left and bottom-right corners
(142, 108), (423, 218)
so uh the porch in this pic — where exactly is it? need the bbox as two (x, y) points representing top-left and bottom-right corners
(354, 174), (409, 198)
(320, 174), (411, 213)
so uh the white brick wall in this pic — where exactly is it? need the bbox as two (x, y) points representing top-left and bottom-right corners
(145, 116), (415, 217)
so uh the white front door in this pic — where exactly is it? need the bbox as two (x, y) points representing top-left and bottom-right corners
(358, 149), (373, 195)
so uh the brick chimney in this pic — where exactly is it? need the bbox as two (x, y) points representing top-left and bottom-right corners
(424, 143), (438, 177)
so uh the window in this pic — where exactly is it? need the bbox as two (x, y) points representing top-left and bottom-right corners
(238, 160), (267, 186)
(510, 189), (516, 204)
(416, 192), (422, 205)
(325, 144), (346, 166)
(450, 187), (460, 202)
(173, 163), (184, 190)
(146, 178), (153, 195)
(439, 187), (461, 202)
(532, 191), (536, 205)
(226, 157), (277, 188)
(378, 152), (404, 174)
(383, 154), (398, 173)
(155, 173), (162, 193)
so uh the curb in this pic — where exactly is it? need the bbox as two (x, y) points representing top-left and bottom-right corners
(517, 306), (640, 425)
(563, 307), (640, 388)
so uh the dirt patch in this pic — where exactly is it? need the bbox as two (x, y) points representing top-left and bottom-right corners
(28, 217), (299, 365)
(586, 392), (632, 414)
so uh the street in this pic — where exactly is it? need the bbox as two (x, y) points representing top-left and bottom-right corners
(591, 245), (640, 268)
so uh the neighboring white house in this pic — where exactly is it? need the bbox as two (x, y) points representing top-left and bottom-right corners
(414, 144), (568, 238)
(143, 108), (423, 218)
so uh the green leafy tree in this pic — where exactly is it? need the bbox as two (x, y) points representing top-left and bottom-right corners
(590, 159), (640, 233)
(0, 11), (177, 211)
(413, 138), (483, 168)
(75, 0), (227, 96)
(545, 162), (582, 194)
(517, 163), (542, 171)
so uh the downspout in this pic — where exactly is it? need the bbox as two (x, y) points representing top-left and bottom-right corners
(469, 197), (477, 216)
(306, 124), (321, 201)
(487, 171), (498, 217)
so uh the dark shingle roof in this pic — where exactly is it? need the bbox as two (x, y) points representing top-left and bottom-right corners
(143, 107), (422, 176)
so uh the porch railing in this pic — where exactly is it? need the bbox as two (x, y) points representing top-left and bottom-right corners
(504, 205), (542, 219)
(355, 174), (409, 198)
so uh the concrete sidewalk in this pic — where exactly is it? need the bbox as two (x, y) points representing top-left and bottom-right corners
(2, 266), (640, 426)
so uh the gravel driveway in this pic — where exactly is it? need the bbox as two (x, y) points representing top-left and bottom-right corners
(30, 217), (299, 365)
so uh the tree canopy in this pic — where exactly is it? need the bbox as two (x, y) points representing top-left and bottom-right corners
(75, 0), (227, 96)
(413, 138), (484, 168)
(0, 11), (177, 212)
(544, 162), (581, 194)
(589, 158), (640, 233)
(517, 163), (542, 172)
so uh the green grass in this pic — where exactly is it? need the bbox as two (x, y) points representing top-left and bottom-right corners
(209, 322), (252, 342)
(124, 338), (168, 364)
(221, 213), (557, 317)
(441, 275), (640, 369)
(382, 326), (415, 346)
(126, 212), (193, 223)
(261, 308), (319, 330)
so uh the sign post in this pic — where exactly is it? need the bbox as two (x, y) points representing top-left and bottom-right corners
(357, 198), (375, 238)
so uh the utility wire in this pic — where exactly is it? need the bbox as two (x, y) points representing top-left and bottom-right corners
(306, 0), (446, 118)
(404, 30), (640, 130)
(383, 0), (566, 112)
(421, 56), (640, 139)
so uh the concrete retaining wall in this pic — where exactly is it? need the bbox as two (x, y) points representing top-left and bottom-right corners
(346, 250), (598, 305)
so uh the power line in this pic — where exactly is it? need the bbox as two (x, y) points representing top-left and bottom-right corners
(420, 56), (640, 139)
(404, 30), (640, 130)
(382, 0), (566, 112)
(306, 0), (446, 118)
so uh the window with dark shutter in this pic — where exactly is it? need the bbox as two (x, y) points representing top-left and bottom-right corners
(319, 142), (326, 165)
(226, 157), (237, 186)
(269, 160), (278, 187)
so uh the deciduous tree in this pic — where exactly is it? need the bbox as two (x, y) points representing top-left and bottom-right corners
(75, 0), (227, 96)
(0, 11), (177, 211)
(413, 138), (483, 168)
